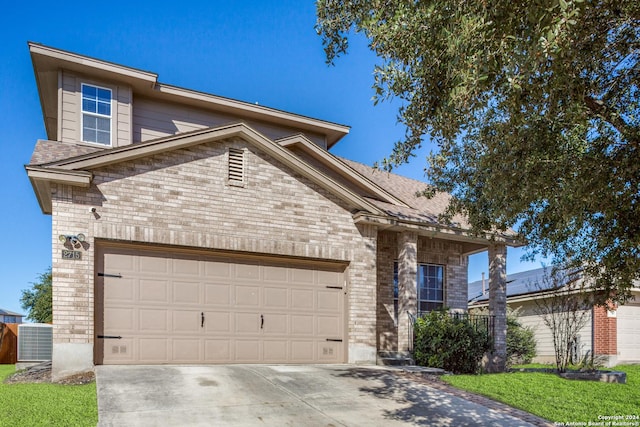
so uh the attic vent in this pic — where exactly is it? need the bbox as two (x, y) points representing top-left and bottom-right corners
(18, 323), (53, 362)
(228, 148), (245, 184)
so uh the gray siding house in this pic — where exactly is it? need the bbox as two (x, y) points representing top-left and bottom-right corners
(25, 43), (518, 378)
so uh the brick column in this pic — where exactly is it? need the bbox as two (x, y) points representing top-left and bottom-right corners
(593, 304), (618, 366)
(488, 243), (507, 372)
(348, 223), (378, 364)
(397, 231), (417, 353)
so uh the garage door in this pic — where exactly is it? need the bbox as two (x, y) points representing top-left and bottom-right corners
(617, 301), (640, 362)
(95, 245), (346, 365)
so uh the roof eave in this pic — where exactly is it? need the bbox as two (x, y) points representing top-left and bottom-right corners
(28, 42), (350, 146)
(353, 212), (522, 250)
(36, 123), (382, 217)
(277, 134), (410, 207)
(25, 166), (93, 214)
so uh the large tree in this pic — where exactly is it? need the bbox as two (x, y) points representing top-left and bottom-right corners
(316, 0), (640, 304)
(21, 268), (52, 323)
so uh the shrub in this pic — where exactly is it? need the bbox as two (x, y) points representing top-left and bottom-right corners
(413, 310), (492, 374)
(506, 314), (537, 366)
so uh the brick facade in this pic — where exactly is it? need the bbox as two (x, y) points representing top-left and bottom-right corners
(29, 44), (518, 377)
(51, 137), (379, 372)
(376, 231), (469, 353)
(593, 305), (617, 356)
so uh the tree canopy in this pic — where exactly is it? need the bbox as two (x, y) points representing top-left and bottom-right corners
(21, 268), (52, 323)
(316, 0), (640, 304)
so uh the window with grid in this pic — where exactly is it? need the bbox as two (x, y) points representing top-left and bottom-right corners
(81, 84), (112, 145)
(418, 264), (444, 313)
(393, 262), (445, 320)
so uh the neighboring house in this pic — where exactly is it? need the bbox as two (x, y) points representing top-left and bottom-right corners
(25, 43), (519, 379)
(468, 268), (640, 367)
(0, 308), (24, 324)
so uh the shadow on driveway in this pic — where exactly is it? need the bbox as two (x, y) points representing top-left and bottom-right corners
(96, 365), (547, 426)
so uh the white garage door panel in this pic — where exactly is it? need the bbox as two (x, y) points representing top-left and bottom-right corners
(618, 302), (640, 362)
(96, 246), (346, 365)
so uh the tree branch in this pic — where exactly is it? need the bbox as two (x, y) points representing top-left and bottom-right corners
(583, 95), (639, 145)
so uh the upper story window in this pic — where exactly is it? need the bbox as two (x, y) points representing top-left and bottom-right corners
(81, 84), (112, 145)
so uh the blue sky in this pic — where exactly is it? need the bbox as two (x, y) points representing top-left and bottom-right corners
(0, 1), (545, 316)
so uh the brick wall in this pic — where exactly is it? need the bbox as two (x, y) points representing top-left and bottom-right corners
(593, 305), (617, 356)
(376, 231), (469, 352)
(51, 137), (378, 360)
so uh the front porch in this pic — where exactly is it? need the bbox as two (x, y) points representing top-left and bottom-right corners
(375, 230), (508, 371)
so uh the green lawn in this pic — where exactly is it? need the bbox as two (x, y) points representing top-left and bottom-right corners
(0, 365), (98, 427)
(443, 364), (640, 423)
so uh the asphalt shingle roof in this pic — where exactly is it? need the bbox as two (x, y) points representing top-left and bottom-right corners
(340, 158), (471, 228)
(29, 140), (104, 165)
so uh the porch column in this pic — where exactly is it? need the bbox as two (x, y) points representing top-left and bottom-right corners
(397, 231), (418, 353)
(488, 243), (507, 372)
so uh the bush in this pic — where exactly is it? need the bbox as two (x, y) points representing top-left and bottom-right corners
(506, 314), (537, 366)
(413, 310), (492, 374)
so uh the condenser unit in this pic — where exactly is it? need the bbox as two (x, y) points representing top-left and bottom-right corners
(18, 323), (52, 362)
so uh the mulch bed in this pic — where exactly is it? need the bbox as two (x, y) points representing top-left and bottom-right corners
(3, 361), (95, 385)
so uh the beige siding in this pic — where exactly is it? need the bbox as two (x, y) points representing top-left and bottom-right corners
(60, 71), (79, 143)
(617, 300), (640, 362)
(115, 86), (132, 146)
(58, 71), (131, 147)
(51, 137), (377, 363)
(513, 301), (593, 362)
(132, 97), (326, 147)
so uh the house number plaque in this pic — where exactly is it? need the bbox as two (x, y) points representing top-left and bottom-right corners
(61, 250), (82, 260)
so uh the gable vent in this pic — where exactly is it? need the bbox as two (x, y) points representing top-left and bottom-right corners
(228, 148), (245, 183)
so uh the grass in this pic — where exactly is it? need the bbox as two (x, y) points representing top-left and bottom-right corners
(0, 365), (98, 427)
(443, 364), (640, 423)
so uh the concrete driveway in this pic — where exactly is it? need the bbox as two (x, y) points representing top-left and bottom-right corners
(96, 365), (546, 426)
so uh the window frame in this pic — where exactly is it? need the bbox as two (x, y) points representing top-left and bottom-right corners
(417, 263), (445, 314)
(393, 261), (445, 322)
(80, 83), (113, 146)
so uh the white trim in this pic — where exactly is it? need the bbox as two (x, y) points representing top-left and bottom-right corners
(80, 83), (113, 146)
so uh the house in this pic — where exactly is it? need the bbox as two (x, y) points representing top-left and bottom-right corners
(468, 267), (640, 367)
(25, 43), (519, 379)
(0, 308), (24, 324)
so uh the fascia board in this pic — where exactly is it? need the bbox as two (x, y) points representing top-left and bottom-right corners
(155, 84), (350, 146)
(43, 123), (383, 215)
(26, 166), (92, 186)
(28, 43), (349, 147)
(29, 42), (157, 84)
(353, 212), (522, 247)
(230, 126), (384, 215)
(48, 124), (244, 170)
(25, 166), (92, 214)
(277, 134), (411, 208)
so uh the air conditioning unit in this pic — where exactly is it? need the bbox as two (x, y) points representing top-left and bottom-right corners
(18, 323), (53, 362)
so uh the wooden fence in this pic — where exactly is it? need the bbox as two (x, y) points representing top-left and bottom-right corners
(0, 322), (19, 364)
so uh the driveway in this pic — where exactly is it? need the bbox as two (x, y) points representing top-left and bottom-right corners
(96, 365), (548, 426)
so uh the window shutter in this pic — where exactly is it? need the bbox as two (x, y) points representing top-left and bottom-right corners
(228, 148), (244, 182)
